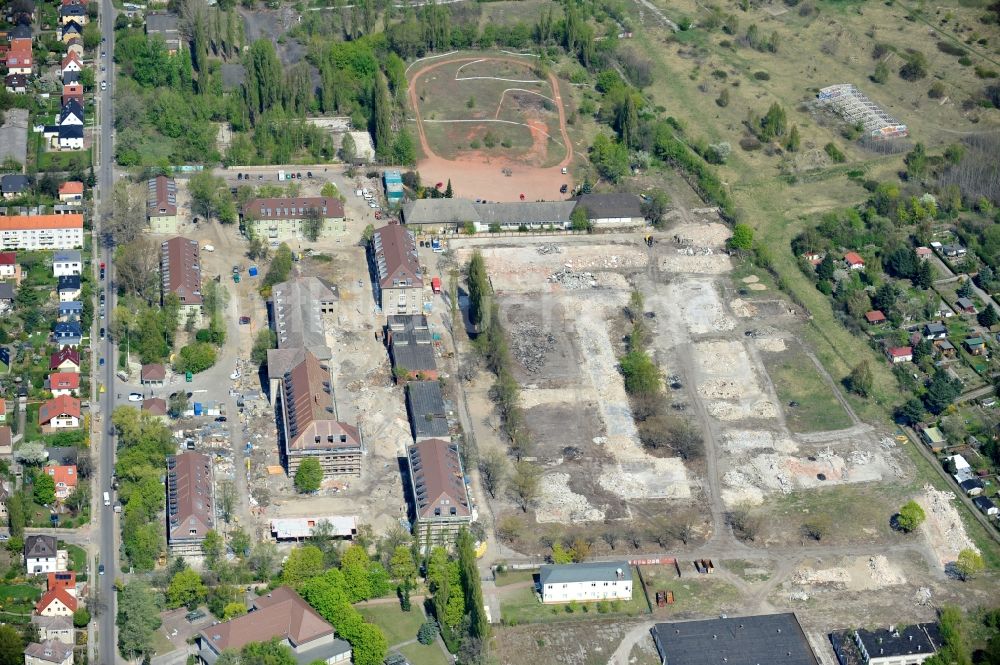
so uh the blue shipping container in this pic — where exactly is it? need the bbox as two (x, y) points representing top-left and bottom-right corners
(193, 402), (203, 416)
(248, 266), (259, 277)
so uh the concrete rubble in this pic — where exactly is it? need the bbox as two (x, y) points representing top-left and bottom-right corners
(510, 320), (556, 374)
(536, 243), (562, 255)
(548, 268), (598, 289)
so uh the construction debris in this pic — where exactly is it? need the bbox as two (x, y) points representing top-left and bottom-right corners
(914, 587), (932, 606)
(536, 243), (562, 255)
(548, 268), (598, 289)
(510, 321), (556, 373)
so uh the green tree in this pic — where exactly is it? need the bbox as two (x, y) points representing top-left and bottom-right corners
(905, 143), (928, 179)
(978, 305), (999, 328)
(263, 243), (294, 289)
(759, 103), (787, 140)
(33, 472), (56, 505)
(282, 545), (325, 588)
(872, 61), (889, 84)
(444, 179), (453, 198)
(467, 251), (490, 327)
(251, 329), (277, 366)
(729, 224), (754, 252)
(897, 500), (926, 532)
(847, 360), (874, 398)
(175, 342), (218, 374)
(301, 207), (324, 242)
(509, 461), (542, 512)
(167, 568), (207, 609)
(924, 369), (962, 414)
(551, 542), (574, 564)
(117, 581), (162, 659)
(785, 124), (801, 152)
(223, 602), (247, 620)
(389, 545), (417, 582)
(0, 626), (23, 665)
(241, 639), (296, 665)
(168, 390), (189, 418)
(955, 548), (984, 580)
(202, 530), (224, 570)
(619, 350), (660, 396)
(372, 72), (393, 158)
(616, 93), (639, 148)
(340, 545), (373, 602)
(640, 190), (671, 227)
(570, 205), (592, 232)
(340, 132), (357, 163)
(294, 458), (323, 493)
(457, 529), (489, 640)
(73, 608), (91, 628)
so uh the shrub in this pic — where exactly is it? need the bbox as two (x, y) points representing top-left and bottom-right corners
(739, 136), (762, 151)
(899, 51), (928, 80)
(958, 55), (973, 66)
(975, 66), (999, 78)
(824, 142), (846, 162)
(896, 500), (926, 532)
(470, 140), (481, 149)
(928, 82), (946, 98)
(711, 69), (728, 80)
(937, 40), (967, 56)
(417, 621), (437, 645)
(753, 70), (770, 80)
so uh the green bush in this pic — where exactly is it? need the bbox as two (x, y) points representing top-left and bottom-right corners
(753, 70), (770, 80)
(824, 142), (846, 163)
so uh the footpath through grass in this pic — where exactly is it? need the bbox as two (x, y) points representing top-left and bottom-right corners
(761, 343), (853, 433)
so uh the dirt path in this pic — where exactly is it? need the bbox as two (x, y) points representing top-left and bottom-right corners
(407, 53), (574, 202)
(606, 621), (657, 665)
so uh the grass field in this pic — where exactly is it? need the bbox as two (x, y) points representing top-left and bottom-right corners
(638, 566), (744, 618)
(499, 572), (650, 625)
(396, 643), (450, 665)
(149, 627), (176, 657)
(0, 584), (42, 624)
(761, 341), (853, 433)
(494, 570), (535, 587)
(356, 603), (426, 647)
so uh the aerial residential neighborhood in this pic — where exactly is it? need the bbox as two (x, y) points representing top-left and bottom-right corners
(1, 0), (999, 661)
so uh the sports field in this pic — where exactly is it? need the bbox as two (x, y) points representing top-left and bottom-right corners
(407, 52), (575, 201)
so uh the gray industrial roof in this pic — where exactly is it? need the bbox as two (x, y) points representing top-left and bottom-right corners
(850, 623), (940, 659)
(538, 561), (632, 586)
(405, 380), (449, 440)
(572, 193), (643, 219)
(650, 614), (819, 665)
(388, 315), (436, 373)
(402, 199), (575, 227)
(270, 276), (337, 360)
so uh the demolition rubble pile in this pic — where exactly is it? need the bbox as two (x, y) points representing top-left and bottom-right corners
(510, 321), (556, 374)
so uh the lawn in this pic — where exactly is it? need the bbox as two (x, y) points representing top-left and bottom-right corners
(0, 584), (42, 624)
(761, 341), (853, 433)
(493, 569), (535, 587)
(149, 627), (176, 657)
(37, 148), (92, 173)
(66, 544), (88, 575)
(356, 602), (426, 647)
(638, 566), (743, 618)
(499, 570), (650, 625)
(24, 404), (42, 442)
(397, 643), (450, 665)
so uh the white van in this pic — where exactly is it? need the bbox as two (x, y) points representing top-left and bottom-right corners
(103, 492), (111, 506)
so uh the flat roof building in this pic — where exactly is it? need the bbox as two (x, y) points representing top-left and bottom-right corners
(405, 380), (449, 442)
(270, 515), (358, 541)
(830, 623), (940, 665)
(538, 561), (633, 604)
(402, 199), (577, 232)
(166, 452), (214, 558)
(650, 613), (819, 665)
(387, 315), (437, 382)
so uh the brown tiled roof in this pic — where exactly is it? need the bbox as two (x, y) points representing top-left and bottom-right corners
(283, 352), (360, 453)
(36, 586), (77, 614)
(199, 586), (334, 652)
(160, 237), (203, 305)
(148, 175), (177, 217)
(244, 196), (345, 221)
(39, 395), (80, 424)
(0, 426), (11, 449)
(407, 438), (471, 520)
(142, 398), (167, 416)
(372, 224), (423, 289)
(24, 640), (73, 664)
(166, 452), (213, 543)
(50, 348), (80, 370)
(141, 363), (166, 381)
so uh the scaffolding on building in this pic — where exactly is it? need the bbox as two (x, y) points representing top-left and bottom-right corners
(818, 84), (909, 139)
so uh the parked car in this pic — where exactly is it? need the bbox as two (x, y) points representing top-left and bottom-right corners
(98, 564), (105, 575)
(100, 328), (105, 339)
(307, 171), (313, 178)
(127, 393), (142, 402)
(560, 184), (568, 193)
(99, 358), (105, 366)
(237, 173), (243, 180)
(101, 81), (107, 90)
(215, 416), (228, 423)
(239, 316), (251, 325)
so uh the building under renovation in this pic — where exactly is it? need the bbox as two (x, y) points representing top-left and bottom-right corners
(818, 84), (908, 139)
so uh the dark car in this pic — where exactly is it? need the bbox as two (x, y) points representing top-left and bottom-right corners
(98, 564), (105, 575)
(100, 328), (105, 339)
(215, 416), (227, 423)
(99, 268), (105, 280)
(237, 173), (243, 180)
(307, 171), (313, 178)
(239, 316), (251, 325)
(560, 184), (568, 193)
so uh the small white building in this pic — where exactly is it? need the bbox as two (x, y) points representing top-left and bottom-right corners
(52, 250), (82, 277)
(270, 516), (358, 541)
(537, 561), (633, 604)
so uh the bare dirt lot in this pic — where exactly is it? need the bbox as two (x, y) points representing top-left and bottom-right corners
(408, 52), (574, 202)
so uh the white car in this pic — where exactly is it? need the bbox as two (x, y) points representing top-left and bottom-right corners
(127, 393), (143, 402)
(101, 81), (107, 90)
(368, 201), (378, 208)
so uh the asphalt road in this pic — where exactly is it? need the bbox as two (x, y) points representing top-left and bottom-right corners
(95, 0), (118, 660)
